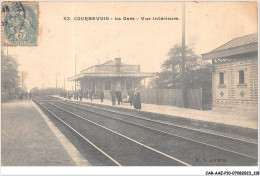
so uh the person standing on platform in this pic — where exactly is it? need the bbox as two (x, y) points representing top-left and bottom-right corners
(111, 88), (116, 106)
(129, 89), (134, 106)
(85, 90), (88, 100)
(76, 91), (79, 100)
(100, 90), (104, 102)
(89, 88), (93, 101)
(73, 91), (76, 100)
(116, 88), (122, 105)
(79, 90), (83, 101)
(69, 91), (72, 100)
(134, 88), (141, 109)
(119, 89), (122, 105)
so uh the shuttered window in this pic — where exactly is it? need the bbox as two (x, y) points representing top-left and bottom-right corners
(239, 70), (245, 84)
(219, 72), (224, 85)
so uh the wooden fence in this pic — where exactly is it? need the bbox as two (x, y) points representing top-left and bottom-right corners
(140, 88), (203, 110)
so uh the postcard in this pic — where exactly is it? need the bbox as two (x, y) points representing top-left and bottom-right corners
(1, 1), (258, 175)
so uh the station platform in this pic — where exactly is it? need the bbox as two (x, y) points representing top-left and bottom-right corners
(58, 96), (258, 130)
(1, 99), (90, 166)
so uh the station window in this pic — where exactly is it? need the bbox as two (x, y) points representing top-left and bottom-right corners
(126, 80), (132, 90)
(105, 81), (111, 90)
(219, 72), (224, 85)
(239, 70), (245, 84)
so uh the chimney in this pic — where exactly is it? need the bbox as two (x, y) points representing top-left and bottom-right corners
(115, 58), (121, 72)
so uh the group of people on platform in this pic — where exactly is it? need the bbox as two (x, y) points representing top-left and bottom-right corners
(129, 88), (141, 109)
(61, 89), (94, 101)
(110, 88), (123, 106)
(110, 87), (141, 109)
(60, 87), (141, 110)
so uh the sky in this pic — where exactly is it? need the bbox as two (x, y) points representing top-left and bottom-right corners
(2, 1), (257, 90)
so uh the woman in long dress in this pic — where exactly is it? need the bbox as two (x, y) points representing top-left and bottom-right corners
(134, 88), (141, 109)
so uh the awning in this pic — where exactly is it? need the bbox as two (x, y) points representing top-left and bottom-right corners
(68, 72), (156, 81)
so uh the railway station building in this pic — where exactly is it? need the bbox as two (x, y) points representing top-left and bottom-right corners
(68, 58), (155, 99)
(202, 33), (258, 116)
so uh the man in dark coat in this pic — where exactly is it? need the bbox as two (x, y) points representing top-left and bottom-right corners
(111, 88), (116, 106)
(85, 90), (88, 99)
(69, 91), (73, 100)
(100, 90), (104, 102)
(116, 88), (122, 105)
(76, 91), (79, 100)
(79, 90), (83, 101)
(128, 89), (134, 106)
(74, 91), (76, 100)
(89, 88), (93, 101)
(134, 88), (141, 109)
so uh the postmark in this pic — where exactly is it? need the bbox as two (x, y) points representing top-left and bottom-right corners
(1, 1), (39, 46)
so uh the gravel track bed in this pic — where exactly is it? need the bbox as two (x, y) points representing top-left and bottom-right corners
(49, 101), (257, 166)
(39, 101), (185, 166)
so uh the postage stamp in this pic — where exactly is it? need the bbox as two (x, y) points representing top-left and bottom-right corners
(1, 1), (39, 46)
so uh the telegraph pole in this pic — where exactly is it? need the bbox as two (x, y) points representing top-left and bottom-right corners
(21, 71), (23, 99)
(75, 55), (77, 92)
(64, 77), (65, 90)
(182, 2), (187, 108)
(22, 71), (23, 91)
(72, 2), (76, 93)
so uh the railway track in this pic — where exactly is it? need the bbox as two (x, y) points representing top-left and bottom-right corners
(33, 96), (258, 166)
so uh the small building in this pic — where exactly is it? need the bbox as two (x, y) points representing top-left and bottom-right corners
(202, 33), (258, 116)
(68, 58), (155, 99)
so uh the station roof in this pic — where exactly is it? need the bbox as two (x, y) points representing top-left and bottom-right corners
(80, 58), (139, 74)
(68, 72), (155, 81)
(202, 33), (258, 60)
(68, 57), (155, 81)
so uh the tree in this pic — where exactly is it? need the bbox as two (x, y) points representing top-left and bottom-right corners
(149, 44), (212, 90)
(1, 51), (20, 98)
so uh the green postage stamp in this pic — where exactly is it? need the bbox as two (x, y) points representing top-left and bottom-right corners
(1, 1), (39, 46)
